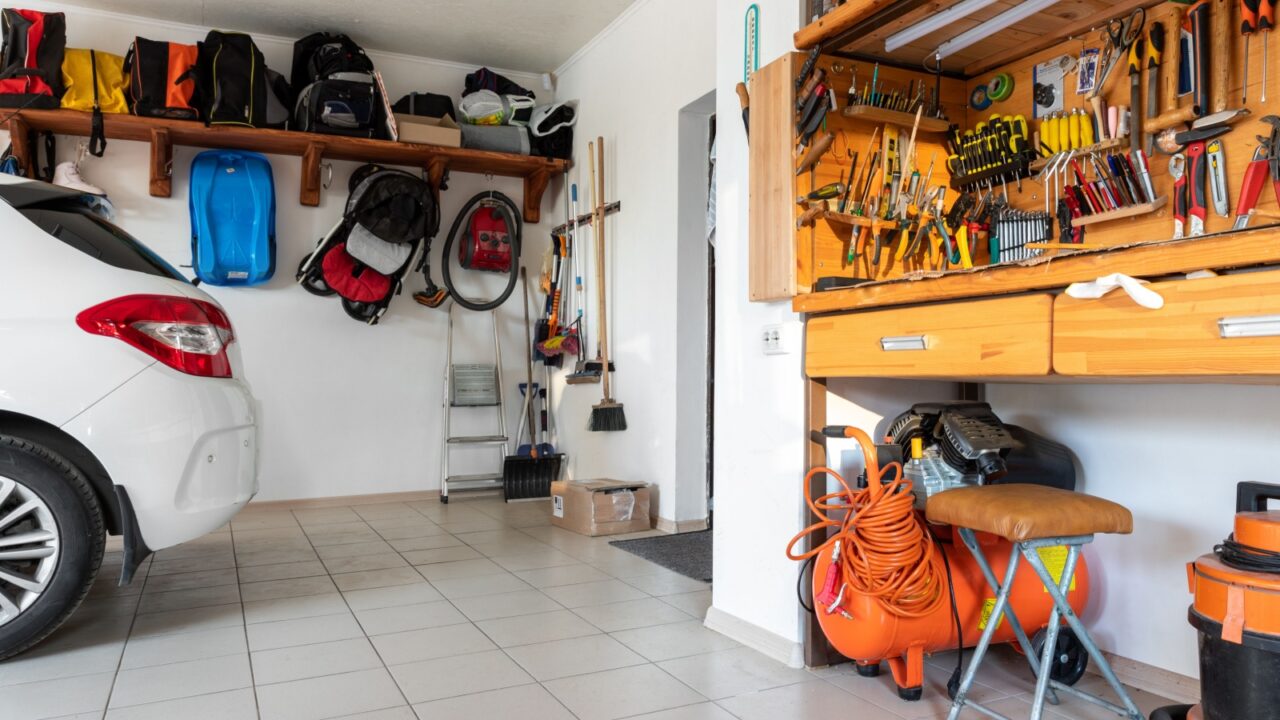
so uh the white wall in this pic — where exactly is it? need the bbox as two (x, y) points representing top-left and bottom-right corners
(545, 0), (717, 524)
(6, 3), (553, 501)
(985, 382), (1280, 678)
(708, 0), (810, 659)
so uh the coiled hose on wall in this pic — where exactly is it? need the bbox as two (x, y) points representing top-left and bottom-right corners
(786, 425), (946, 618)
(416, 191), (521, 311)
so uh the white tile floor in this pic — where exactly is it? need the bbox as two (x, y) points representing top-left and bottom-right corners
(0, 495), (1173, 720)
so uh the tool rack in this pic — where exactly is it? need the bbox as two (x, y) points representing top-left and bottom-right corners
(763, 0), (1280, 671)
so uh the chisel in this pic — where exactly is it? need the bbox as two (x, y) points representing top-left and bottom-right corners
(1128, 37), (1144, 154)
(1146, 22), (1165, 154)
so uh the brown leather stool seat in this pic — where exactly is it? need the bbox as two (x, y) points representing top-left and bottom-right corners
(926, 484), (1133, 542)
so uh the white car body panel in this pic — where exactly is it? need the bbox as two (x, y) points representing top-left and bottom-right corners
(0, 174), (258, 552)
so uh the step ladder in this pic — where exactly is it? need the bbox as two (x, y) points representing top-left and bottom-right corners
(439, 304), (508, 503)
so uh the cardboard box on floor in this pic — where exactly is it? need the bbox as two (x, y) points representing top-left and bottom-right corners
(550, 479), (651, 536)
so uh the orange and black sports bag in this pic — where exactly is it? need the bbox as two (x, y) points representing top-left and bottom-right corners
(124, 36), (198, 120)
(0, 8), (66, 109)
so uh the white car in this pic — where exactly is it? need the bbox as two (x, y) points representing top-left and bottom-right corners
(0, 174), (258, 660)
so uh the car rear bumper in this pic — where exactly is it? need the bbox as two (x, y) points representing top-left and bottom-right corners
(62, 364), (259, 551)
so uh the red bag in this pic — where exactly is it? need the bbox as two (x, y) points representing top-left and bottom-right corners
(0, 8), (66, 109)
(322, 243), (391, 303)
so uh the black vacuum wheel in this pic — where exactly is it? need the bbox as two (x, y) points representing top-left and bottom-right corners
(1032, 626), (1089, 686)
(854, 662), (881, 677)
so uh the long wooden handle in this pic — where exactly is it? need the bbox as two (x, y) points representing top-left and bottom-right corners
(594, 136), (612, 401)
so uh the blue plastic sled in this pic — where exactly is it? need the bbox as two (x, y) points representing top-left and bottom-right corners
(189, 150), (276, 286)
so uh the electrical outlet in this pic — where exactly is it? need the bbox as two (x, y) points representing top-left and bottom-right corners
(762, 324), (788, 355)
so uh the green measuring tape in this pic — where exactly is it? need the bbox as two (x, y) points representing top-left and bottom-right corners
(987, 73), (1014, 102)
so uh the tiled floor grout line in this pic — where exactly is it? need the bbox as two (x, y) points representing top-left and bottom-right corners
(288, 508), (417, 720)
(96, 548), (153, 720)
(229, 519), (265, 720)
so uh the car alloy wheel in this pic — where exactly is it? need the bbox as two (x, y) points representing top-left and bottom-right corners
(0, 475), (60, 627)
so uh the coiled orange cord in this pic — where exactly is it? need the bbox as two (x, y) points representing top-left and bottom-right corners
(786, 426), (945, 618)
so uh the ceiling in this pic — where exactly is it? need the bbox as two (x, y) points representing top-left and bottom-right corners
(63, 0), (637, 72)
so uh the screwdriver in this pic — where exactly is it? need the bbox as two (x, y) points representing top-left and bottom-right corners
(1243, 0), (1258, 103)
(1242, 0), (1275, 103)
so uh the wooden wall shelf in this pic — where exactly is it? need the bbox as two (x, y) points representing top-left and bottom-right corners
(793, 225), (1280, 315)
(5, 109), (568, 222)
(841, 105), (950, 133)
(1072, 197), (1168, 228)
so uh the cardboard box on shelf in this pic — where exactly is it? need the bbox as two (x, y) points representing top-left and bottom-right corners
(550, 479), (651, 537)
(394, 113), (461, 148)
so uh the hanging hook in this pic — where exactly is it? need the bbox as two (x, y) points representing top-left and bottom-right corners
(321, 162), (334, 190)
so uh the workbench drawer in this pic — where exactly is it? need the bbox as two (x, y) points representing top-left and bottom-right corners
(805, 295), (1053, 378)
(1054, 271), (1280, 376)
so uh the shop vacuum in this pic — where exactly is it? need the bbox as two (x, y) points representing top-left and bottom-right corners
(788, 402), (1086, 702)
(1153, 482), (1280, 720)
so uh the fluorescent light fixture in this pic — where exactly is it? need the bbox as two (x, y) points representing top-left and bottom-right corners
(884, 0), (1002, 53)
(1218, 315), (1280, 339)
(933, 0), (1063, 61)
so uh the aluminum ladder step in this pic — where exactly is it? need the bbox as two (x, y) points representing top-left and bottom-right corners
(444, 474), (505, 491)
(447, 435), (508, 445)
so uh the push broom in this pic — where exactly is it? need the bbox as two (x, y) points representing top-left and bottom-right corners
(588, 136), (626, 432)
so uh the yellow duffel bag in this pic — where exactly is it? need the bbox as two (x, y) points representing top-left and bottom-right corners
(61, 49), (127, 156)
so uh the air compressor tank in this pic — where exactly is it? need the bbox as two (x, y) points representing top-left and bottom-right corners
(813, 525), (1090, 699)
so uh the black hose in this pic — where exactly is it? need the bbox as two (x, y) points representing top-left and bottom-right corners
(439, 191), (521, 311)
(1216, 536), (1280, 574)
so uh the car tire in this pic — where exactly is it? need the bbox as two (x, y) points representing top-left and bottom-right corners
(0, 435), (105, 661)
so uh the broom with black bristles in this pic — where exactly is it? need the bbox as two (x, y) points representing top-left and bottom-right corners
(588, 136), (626, 432)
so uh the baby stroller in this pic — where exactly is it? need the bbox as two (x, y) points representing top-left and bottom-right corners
(296, 164), (439, 324)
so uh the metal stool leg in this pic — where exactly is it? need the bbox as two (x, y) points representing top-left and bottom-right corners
(947, 537), (1021, 720)
(958, 529), (1058, 705)
(1024, 541), (1074, 720)
(1022, 540), (1145, 720)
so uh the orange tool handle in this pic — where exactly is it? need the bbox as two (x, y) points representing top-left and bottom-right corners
(1243, 0), (1261, 33)
(1262, 0), (1276, 31)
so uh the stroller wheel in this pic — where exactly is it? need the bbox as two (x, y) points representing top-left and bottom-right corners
(342, 298), (381, 324)
(297, 253), (336, 297)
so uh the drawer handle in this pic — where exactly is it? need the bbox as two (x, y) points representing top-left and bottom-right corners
(880, 335), (928, 351)
(1218, 315), (1280, 339)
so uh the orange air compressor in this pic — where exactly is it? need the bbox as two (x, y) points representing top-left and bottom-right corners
(790, 423), (1090, 702)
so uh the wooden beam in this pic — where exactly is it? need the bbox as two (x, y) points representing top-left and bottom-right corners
(6, 116), (31, 176)
(522, 168), (550, 224)
(148, 128), (172, 198)
(803, 376), (844, 668)
(300, 142), (326, 207)
(963, 0), (1162, 77)
(795, 0), (900, 49)
(793, 226), (1280, 314)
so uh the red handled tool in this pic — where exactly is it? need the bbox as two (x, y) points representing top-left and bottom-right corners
(1234, 146), (1272, 229)
(1186, 141), (1208, 236)
(1170, 154), (1188, 239)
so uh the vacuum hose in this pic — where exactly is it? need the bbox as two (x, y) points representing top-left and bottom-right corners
(787, 426), (946, 618)
(418, 191), (522, 311)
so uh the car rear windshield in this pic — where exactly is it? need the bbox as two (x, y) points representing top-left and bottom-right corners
(19, 202), (188, 283)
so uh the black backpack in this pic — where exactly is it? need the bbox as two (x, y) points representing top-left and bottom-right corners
(290, 32), (385, 138)
(195, 31), (289, 128)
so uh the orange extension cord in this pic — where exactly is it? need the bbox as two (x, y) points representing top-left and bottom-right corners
(786, 426), (945, 618)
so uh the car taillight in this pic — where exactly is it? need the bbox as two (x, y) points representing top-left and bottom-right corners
(76, 295), (236, 378)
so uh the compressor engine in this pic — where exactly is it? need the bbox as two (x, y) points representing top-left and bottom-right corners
(789, 404), (1088, 703)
